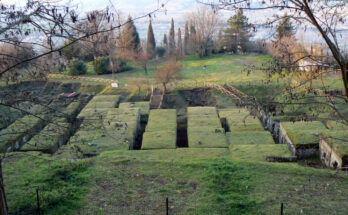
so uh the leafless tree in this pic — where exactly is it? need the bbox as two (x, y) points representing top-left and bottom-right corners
(185, 6), (220, 57)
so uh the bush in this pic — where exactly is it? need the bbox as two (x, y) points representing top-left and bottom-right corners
(155, 46), (166, 58)
(68, 59), (87, 76)
(94, 56), (126, 75)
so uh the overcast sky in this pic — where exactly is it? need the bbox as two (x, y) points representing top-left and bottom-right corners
(2, 0), (348, 46)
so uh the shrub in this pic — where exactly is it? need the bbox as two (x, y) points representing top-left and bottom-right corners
(68, 58), (87, 76)
(94, 57), (126, 75)
(155, 46), (166, 57)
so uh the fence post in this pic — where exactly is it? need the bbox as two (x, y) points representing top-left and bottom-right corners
(36, 188), (41, 215)
(280, 202), (284, 215)
(166, 197), (169, 215)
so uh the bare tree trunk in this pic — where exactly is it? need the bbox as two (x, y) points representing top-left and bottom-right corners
(163, 83), (167, 93)
(0, 157), (8, 215)
(144, 64), (148, 75)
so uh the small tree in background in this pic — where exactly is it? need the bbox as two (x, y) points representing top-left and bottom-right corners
(68, 58), (87, 76)
(184, 21), (190, 55)
(94, 56), (111, 75)
(224, 9), (252, 53)
(155, 59), (182, 93)
(134, 52), (151, 75)
(156, 47), (166, 58)
(146, 20), (156, 58)
(163, 34), (168, 52)
(275, 13), (296, 40)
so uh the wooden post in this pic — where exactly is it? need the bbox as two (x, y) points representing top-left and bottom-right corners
(280, 202), (284, 215)
(166, 197), (169, 215)
(36, 188), (41, 215)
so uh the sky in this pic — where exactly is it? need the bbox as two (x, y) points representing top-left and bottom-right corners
(2, 0), (348, 47)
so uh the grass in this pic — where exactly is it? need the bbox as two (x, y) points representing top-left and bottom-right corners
(77, 149), (348, 214)
(227, 131), (275, 145)
(229, 144), (292, 162)
(3, 152), (92, 214)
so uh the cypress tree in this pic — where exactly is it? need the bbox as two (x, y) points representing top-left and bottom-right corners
(163, 33), (168, 50)
(177, 28), (183, 57)
(276, 13), (296, 39)
(169, 18), (176, 56)
(123, 16), (140, 53)
(184, 21), (190, 55)
(189, 20), (196, 54)
(146, 20), (156, 58)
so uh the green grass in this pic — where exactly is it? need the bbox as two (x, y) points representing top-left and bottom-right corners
(229, 144), (292, 162)
(77, 149), (348, 214)
(322, 130), (348, 156)
(227, 131), (274, 145)
(3, 152), (92, 214)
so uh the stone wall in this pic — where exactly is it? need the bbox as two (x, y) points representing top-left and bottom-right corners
(319, 139), (343, 169)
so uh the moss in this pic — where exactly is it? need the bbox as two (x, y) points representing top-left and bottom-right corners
(119, 102), (150, 115)
(281, 121), (328, 145)
(145, 109), (177, 132)
(227, 131), (274, 145)
(62, 101), (82, 118)
(0, 115), (45, 151)
(20, 119), (71, 153)
(188, 131), (227, 148)
(187, 106), (218, 116)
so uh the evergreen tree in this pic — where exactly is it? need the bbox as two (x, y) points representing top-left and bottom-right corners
(122, 16), (140, 54)
(184, 21), (190, 55)
(146, 20), (156, 58)
(189, 21), (196, 54)
(224, 9), (252, 53)
(275, 13), (296, 39)
(177, 28), (183, 57)
(163, 33), (168, 50)
(168, 18), (176, 56)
